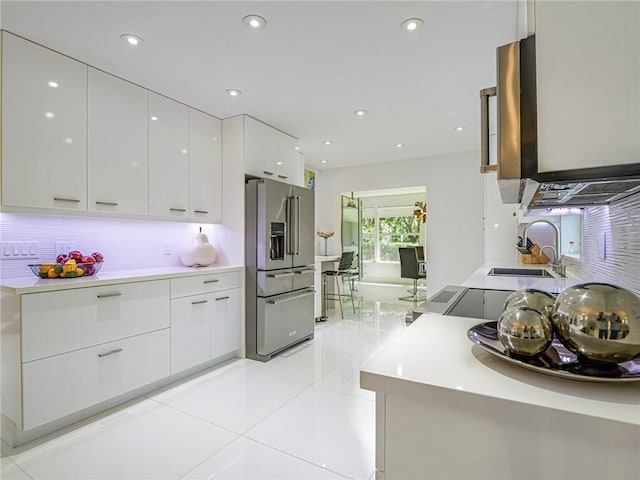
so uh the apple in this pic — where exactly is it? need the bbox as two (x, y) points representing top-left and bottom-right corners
(92, 251), (104, 262)
(56, 253), (68, 264)
(81, 255), (96, 264)
(69, 250), (83, 261)
(84, 264), (96, 276)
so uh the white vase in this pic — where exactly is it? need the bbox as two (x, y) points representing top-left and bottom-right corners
(180, 229), (217, 267)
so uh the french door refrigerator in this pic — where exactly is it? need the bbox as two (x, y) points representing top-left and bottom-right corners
(245, 178), (315, 361)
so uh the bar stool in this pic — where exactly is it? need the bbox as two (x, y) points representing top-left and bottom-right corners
(323, 251), (356, 319)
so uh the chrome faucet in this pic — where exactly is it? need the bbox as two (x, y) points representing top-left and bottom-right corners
(522, 220), (566, 277)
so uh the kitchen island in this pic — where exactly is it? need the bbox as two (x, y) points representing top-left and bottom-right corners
(360, 265), (640, 480)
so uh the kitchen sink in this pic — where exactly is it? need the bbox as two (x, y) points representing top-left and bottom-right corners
(488, 267), (554, 278)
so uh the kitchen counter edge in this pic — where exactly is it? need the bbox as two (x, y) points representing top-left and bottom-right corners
(1, 265), (244, 295)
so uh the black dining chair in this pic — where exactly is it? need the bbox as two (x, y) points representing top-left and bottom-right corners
(398, 247), (426, 301)
(323, 251), (356, 318)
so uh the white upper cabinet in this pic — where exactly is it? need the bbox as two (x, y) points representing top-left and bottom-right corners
(243, 115), (304, 186)
(189, 109), (222, 222)
(88, 68), (149, 215)
(148, 92), (190, 218)
(534, 1), (640, 172)
(2, 32), (87, 211)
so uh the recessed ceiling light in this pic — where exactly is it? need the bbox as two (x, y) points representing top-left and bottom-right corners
(44, 112), (55, 119)
(243, 15), (267, 30)
(401, 18), (424, 32)
(181, 149), (188, 154)
(321, 160), (327, 164)
(353, 109), (368, 117)
(294, 146), (300, 150)
(48, 81), (59, 88)
(120, 33), (143, 46)
(276, 161), (283, 165)
(455, 126), (465, 131)
(226, 88), (242, 97)
(395, 143), (404, 148)
(323, 140), (332, 145)
(64, 137), (73, 144)
(150, 116), (158, 121)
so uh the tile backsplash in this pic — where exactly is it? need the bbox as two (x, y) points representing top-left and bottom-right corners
(570, 193), (640, 295)
(0, 213), (231, 279)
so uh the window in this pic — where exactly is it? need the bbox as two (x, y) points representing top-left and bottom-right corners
(362, 206), (421, 262)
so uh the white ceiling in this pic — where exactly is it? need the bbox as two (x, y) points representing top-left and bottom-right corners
(1, 1), (520, 170)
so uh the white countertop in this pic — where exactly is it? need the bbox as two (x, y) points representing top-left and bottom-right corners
(360, 313), (640, 426)
(1, 264), (244, 295)
(360, 262), (640, 426)
(462, 262), (582, 294)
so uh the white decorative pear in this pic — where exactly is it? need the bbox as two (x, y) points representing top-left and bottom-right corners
(180, 227), (217, 267)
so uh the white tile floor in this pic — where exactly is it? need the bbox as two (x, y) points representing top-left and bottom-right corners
(2, 284), (416, 480)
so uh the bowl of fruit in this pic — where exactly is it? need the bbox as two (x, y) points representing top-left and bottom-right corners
(29, 251), (104, 279)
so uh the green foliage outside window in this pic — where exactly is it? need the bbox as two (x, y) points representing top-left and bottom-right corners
(361, 214), (420, 262)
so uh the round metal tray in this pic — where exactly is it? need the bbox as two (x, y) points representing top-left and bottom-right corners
(467, 321), (640, 382)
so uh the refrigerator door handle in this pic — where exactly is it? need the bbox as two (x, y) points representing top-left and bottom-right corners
(295, 196), (301, 255)
(266, 288), (314, 304)
(287, 195), (301, 255)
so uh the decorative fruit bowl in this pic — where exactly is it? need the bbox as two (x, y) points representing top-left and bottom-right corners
(29, 261), (103, 279)
(28, 250), (105, 279)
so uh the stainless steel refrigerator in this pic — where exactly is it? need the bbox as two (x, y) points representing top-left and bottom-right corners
(245, 178), (315, 361)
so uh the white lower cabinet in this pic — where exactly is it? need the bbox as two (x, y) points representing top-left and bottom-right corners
(22, 329), (170, 430)
(211, 288), (242, 360)
(170, 286), (242, 374)
(1, 268), (243, 445)
(22, 280), (170, 363)
(170, 295), (213, 373)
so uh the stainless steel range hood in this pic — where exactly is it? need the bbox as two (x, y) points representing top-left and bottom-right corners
(480, 35), (640, 207)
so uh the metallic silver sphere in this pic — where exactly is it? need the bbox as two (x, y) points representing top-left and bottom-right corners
(497, 306), (554, 357)
(503, 288), (556, 319)
(551, 283), (640, 365)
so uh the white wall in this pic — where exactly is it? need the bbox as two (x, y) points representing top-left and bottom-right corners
(316, 151), (484, 297)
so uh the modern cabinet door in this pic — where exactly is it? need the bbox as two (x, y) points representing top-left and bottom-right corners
(273, 130), (303, 186)
(149, 92), (190, 218)
(243, 115), (302, 186)
(244, 115), (277, 180)
(534, 1), (640, 172)
(170, 295), (212, 374)
(88, 68), (149, 215)
(210, 288), (242, 360)
(189, 109), (222, 222)
(22, 329), (170, 430)
(2, 32), (87, 211)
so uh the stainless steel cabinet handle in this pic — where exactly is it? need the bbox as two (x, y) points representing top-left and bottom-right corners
(480, 86), (497, 174)
(215, 296), (229, 301)
(278, 175), (288, 179)
(266, 289), (314, 305)
(204, 279), (220, 284)
(170, 208), (187, 212)
(263, 170), (274, 175)
(54, 197), (80, 203)
(193, 210), (208, 214)
(95, 201), (118, 206)
(191, 300), (208, 305)
(98, 348), (123, 358)
(266, 272), (294, 278)
(97, 292), (122, 299)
